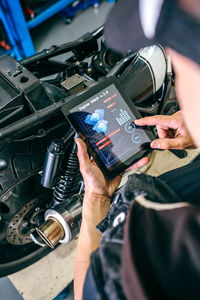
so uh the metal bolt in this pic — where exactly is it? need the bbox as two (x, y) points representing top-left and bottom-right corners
(22, 221), (28, 227)
(17, 64), (22, 70)
(70, 222), (74, 228)
(35, 207), (40, 212)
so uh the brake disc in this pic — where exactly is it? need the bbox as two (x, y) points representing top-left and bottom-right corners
(6, 197), (44, 245)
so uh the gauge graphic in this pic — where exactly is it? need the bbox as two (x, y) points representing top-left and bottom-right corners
(125, 122), (135, 133)
(132, 133), (142, 144)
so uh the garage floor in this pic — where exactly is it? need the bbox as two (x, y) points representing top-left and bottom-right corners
(2, 1), (200, 299)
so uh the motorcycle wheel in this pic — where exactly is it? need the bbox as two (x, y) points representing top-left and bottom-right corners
(0, 173), (54, 277)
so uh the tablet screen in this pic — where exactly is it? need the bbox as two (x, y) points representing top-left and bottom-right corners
(68, 83), (152, 171)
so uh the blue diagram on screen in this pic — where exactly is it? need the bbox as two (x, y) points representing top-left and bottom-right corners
(84, 109), (108, 133)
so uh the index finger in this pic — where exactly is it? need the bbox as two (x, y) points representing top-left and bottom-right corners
(134, 115), (173, 127)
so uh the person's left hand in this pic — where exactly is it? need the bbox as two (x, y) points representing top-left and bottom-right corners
(76, 138), (121, 199)
(76, 138), (150, 197)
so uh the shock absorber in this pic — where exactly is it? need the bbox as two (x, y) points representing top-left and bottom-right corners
(52, 141), (83, 207)
(41, 128), (83, 207)
(41, 127), (75, 189)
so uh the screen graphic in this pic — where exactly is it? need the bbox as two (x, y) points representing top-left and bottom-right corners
(84, 109), (108, 134)
(70, 84), (151, 169)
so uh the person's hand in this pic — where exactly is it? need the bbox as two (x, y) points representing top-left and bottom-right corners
(135, 110), (195, 150)
(76, 138), (150, 197)
(76, 138), (121, 199)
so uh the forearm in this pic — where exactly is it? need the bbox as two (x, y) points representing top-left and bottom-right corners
(74, 193), (110, 300)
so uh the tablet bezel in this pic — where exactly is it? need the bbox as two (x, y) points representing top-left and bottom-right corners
(62, 76), (155, 178)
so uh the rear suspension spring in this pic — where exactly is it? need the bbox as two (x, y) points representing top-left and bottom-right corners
(52, 142), (82, 205)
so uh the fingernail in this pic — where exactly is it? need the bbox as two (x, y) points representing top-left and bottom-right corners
(151, 142), (160, 149)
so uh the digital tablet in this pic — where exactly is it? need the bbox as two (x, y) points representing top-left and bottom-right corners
(62, 76), (155, 178)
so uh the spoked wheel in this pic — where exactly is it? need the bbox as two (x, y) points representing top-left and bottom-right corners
(0, 174), (53, 277)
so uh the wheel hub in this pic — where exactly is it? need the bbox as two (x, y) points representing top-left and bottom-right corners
(6, 198), (45, 245)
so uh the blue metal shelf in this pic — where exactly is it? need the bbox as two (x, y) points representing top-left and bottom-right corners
(0, 0), (114, 60)
(27, 0), (74, 30)
(0, 0), (35, 60)
(0, 0), (77, 59)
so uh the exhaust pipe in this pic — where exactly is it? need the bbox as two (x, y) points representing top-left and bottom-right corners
(36, 194), (82, 249)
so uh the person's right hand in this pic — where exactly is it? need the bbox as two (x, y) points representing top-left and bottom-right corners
(135, 110), (195, 150)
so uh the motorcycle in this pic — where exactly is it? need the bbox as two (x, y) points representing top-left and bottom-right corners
(0, 26), (179, 277)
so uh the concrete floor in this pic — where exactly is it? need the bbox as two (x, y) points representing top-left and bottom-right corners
(5, 1), (200, 300)
(9, 239), (78, 300)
